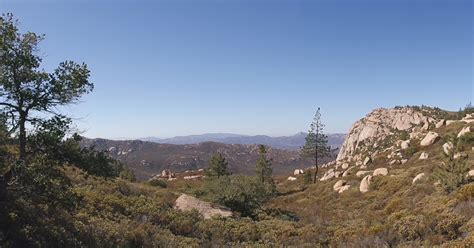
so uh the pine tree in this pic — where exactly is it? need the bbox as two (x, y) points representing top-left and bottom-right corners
(432, 135), (471, 192)
(255, 145), (273, 184)
(301, 107), (330, 183)
(206, 153), (230, 178)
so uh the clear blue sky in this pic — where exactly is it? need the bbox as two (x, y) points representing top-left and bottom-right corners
(2, 0), (472, 139)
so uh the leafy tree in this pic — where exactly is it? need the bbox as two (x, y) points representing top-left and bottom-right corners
(0, 13), (93, 160)
(301, 107), (330, 183)
(206, 153), (230, 178)
(255, 145), (273, 184)
(432, 135), (472, 193)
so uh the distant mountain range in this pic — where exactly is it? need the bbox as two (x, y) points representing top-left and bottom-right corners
(140, 133), (346, 151)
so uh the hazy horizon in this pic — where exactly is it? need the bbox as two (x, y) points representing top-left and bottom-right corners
(2, 0), (472, 139)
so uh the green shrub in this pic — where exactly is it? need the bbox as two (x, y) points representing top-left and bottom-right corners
(199, 175), (275, 217)
(148, 179), (168, 188)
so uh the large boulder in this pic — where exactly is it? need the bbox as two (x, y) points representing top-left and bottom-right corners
(412, 173), (425, 184)
(443, 142), (454, 156)
(373, 168), (388, 176)
(419, 152), (429, 160)
(360, 175), (372, 193)
(400, 140), (410, 150)
(420, 132), (440, 147)
(457, 126), (472, 138)
(174, 194), (233, 219)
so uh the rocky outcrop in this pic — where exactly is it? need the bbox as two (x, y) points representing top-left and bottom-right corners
(412, 173), (425, 184)
(174, 194), (233, 219)
(337, 107), (436, 161)
(420, 132), (440, 147)
(373, 168), (388, 176)
(360, 175), (372, 193)
(457, 126), (472, 138)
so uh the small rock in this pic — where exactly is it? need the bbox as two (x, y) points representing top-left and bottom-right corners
(435, 119), (446, 128)
(420, 132), (440, 147)
(373, 168), (388, 176)
(468, 170), (474, 177)
(419, 152), (429, 160)
(442, 142), (454, 156)
(401, 159), (408, 164)
(338, 185), (351, 193)
(320, 169), (335, 181)
(457, 126), (472, 138)
(400, 140), (410, 150)
(360, 175), (372, 193)
(363, 156), (372, 166)
(333, 180), (347, 191)
(342, 167), (354, 177)
(389, 159), (399, 165)
(287, 176), (297, 181)
(412, 173), (425, 184)
(294, 169), (304, 175)
(454, 152), (467, 160)
(356, 170), (372, 177)
(342, 163), (349, 170)
(335, 171), (342, 178)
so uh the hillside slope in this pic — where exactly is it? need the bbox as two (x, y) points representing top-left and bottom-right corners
(81, 139), (336, 180)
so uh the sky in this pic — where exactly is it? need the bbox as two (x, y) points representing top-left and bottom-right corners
(1, 0), (472, 139)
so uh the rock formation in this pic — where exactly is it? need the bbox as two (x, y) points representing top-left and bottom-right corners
(174, 194), (233, 219)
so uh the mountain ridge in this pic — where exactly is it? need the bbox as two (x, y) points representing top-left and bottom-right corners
(140, 132), (346, 151)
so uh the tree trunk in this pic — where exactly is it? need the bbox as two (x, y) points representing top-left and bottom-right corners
(18, 112), (26, 160)
(313, 128), (319, 184)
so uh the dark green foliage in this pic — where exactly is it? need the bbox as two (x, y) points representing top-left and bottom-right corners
(399, 130), (410, 141)
(255, 145), (273, 184)
(205, 153), (230, 178)
(458, 132), (474, 149)
(303, 170), (312, 185)
(432, 136), (472, 193)
(148, 179), (167, 188)
(457, 102), (474, 119)
(119, 167), (136, 182)
(0, 13), (93, 159)
(200, 175), (274, 217)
